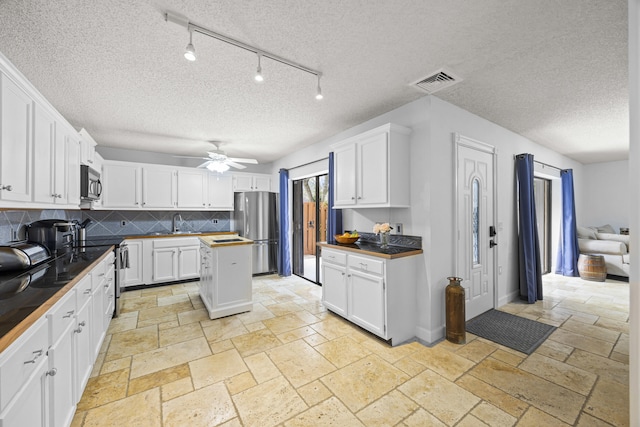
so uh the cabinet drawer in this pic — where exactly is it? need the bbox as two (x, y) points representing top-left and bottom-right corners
(153, 237), (199, 249)
(322, 249), (346, 266)
(348, 255), (384, 275)
(0, 316), (48, 411)
(75, 275), (93, 309)
(47, 290), (77, 344)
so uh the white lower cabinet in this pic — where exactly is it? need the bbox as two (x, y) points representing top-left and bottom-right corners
(47, 290), (77, 427)
(321, 247), (416, 345)
(151, 238), (200, 284)
(0, 316), (49, 426)
(123, 239), (143, 287)
(199, 243), (252, 319)
(320, 262), (348, 317)
(0, 251), (114, 427)
(125, 237), (201, 288)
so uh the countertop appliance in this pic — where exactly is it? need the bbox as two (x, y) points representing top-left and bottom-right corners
(0, 242), (50, 272)
(26, 219), (78, 252)
(80, 165), (102, 201)
(234, 191), (278, 275)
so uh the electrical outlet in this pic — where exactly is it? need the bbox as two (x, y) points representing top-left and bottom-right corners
(212, 219), (218, 224)
(121, 220), (126, 227)
(395, 223), (403, 235)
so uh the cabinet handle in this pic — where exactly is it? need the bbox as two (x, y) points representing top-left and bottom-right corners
(74, 326), (83, 333)
(351, 196), (355, 200)
(104, 283), (110, 289)
(357, 196), (362, 200)
(24, 349), (43, 364)
(46, 368), (57, 377)
(78, 321), (86, 327)
(84, 289), (91, 295)
(1, 185), (13, 191)
(360, 262), (368, 269)
(63, 310), (75, 318)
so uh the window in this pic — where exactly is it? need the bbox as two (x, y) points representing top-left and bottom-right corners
(472, 178), (480, 265)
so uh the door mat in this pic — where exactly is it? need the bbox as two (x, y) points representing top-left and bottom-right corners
(466, 309), (556, 355)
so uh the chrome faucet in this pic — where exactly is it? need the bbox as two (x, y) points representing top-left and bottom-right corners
(172, 213), (183, 233)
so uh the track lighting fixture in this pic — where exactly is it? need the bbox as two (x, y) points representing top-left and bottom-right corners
(166, 12), (323, 99)
(184, 29), (196, 61)
(255, 52), (264, 82)
(315, 73), (323, 100)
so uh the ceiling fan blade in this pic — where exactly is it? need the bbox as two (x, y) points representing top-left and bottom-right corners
(228, 157), (258, 164)
(173, 155), (211, 160)
(226, 160), (247, 169)
(197, 160), (213, 168)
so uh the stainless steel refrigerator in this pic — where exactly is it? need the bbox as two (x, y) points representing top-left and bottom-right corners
(234, 191), (279, 275)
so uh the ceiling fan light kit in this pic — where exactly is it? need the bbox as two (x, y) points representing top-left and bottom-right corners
(179, 143), (259, 173)
(165, 11), (322, 100)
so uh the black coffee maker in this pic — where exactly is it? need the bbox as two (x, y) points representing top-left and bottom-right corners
(26, 220), (78, 252)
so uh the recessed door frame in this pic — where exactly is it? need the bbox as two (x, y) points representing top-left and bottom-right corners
(453, 133), (498, 315)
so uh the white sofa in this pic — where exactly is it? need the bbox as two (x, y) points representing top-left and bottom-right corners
(577, 225), (630, 277)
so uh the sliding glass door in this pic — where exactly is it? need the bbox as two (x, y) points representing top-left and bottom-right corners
(534, 177), (552, 274)
(292, 174), (328, 283)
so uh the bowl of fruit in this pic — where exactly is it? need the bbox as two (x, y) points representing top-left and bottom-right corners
(335, 231), (359, 244)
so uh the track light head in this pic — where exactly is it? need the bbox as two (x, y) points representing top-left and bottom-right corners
(315, 74), (323, 100)
(184, 30), (196, 61)
(254, 53), (264, 82)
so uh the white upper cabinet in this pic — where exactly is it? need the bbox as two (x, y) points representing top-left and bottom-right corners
(100, 160), (234, 211)
(33, 103), (55, 203)
(78, 128), (97, 166)
(0, 74), (33, 203)
(66, 133), (81, 206)
(0, 54), (83, 208)
(177, 169), (207, 208)
(102, 162), (141, 208)
(331, 123), (411, 208)
(142, 167), (176, 208)
(207, 174), (234, 210)
(232, 173), (271, 192)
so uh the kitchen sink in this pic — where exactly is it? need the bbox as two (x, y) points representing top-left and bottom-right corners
(171, 231), (197, 234)
(214, 238), (244, 243)
(146, 231), (198, 236)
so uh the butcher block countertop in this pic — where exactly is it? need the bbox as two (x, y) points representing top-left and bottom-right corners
(317, 242), (423, 259)
(199, 234), (254, 247)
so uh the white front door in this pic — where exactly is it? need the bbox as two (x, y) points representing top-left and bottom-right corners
(455, 135), (496, 320)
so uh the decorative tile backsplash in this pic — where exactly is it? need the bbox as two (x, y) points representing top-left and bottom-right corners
(0, 209), (231, 244)
(356, 231), (422, 249)
(82, 210), (231, 237)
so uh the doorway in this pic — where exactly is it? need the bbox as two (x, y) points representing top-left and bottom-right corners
(533, 177), (552, 274)
(455, 135), (497, 320)
(292, 174), (328, 283)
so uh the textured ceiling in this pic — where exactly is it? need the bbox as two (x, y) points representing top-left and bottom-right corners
(0, 0), (628, 164)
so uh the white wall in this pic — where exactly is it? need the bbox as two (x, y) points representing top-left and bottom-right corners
(272, 94), (585, 343)
(580, 160), (629, 232)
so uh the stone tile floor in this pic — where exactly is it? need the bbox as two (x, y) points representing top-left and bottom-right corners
(71, 273), (629, 426)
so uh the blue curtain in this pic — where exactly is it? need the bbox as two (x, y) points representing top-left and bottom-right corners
(278, 169), (291, 276)
(555, 169), (580, 276)
(327, 152), (343, 243)
(515, 154), (543, 303)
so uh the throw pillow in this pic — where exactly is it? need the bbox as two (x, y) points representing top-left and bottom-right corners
(595, 224), (616, 234)
(577, 225), (597, 240)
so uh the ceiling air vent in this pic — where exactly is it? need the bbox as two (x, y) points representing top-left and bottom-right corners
(413, 67), (462, 94)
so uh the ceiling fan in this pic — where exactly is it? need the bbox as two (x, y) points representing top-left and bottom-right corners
(176, 143), (258, 173)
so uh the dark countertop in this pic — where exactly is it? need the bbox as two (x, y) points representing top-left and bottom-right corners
(0, 246), (113, 352)
(317, 241), (423, 259)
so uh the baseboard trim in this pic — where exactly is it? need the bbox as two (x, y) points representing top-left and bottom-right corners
(415, 325), (444, 345)
(498, 289), (520, 307)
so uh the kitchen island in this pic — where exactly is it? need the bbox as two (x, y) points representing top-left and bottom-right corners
(198, 234), (253, 320)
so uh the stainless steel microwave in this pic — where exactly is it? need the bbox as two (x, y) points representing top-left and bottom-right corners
(80, 165), (102, 200)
